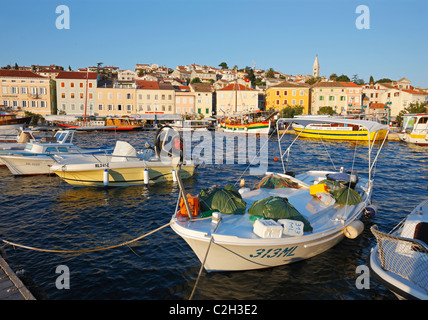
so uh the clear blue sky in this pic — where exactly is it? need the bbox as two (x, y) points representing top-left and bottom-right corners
(1, 0), (427, 87)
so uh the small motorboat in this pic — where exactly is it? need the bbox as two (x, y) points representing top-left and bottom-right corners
(397, 113), (428, 146)
(369, 199), (428, 300)
(0, 130), (112, 175)
(50, 126), (198, 186)
(170, 117), (389, 271)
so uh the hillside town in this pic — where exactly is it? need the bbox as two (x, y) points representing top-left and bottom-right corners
(1, 56), (427, 124)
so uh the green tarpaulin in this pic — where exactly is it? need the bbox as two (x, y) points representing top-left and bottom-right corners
(255, 174), (301, 189)
(199, 184), (247, 215)
(248, 196), (313, 232)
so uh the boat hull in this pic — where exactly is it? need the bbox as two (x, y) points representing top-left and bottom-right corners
(0, 118), (31, 135)
(53, 162), (196, 186)
(0, 155), (55, 175)
(219, 121), (271, 135)
(292, 125), (388, 141)
(397, 132), (428, 146)
(171, 220), (353, 271)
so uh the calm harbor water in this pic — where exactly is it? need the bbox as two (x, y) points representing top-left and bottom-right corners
(0, 129), (427, 300)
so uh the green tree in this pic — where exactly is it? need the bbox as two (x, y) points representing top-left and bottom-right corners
(317, 106), (335, 115)
(329, 73), (338, 81)
(396, 102), (428, 123)
(369, 75), (374, 84)
(376, 78), (393, 83)
(336, 74), (350, 82)
(191, 77), (201, 83)
(279, 106), (304, 118)
(218, 62), (228, 70)
(14, 63), (19, 70)
(306, 76), (321, 85)
(265, 68), (275, 78)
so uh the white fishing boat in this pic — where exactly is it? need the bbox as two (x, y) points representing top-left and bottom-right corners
(0, 111), (32, 135)
(50, 126), (198, 186)
(397, 113), (428, 146)
(170, 117), (389, 271)
(369, 199), (428, 300)
(0, 130), (112, 175)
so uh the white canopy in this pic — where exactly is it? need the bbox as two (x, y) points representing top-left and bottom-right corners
(278, 116), (389, 133)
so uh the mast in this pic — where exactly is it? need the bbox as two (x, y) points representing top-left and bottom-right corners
(84, 68), (89, 123)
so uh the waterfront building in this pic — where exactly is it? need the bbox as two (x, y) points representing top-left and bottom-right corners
(310, 81), (362, 115)
(265, 81), (311, 114)
(118, 69), (137, 81)
(96, 83), (137, 117)
(56, 71), (98, 116)
(174, 86), (194, 116)
(190, 69), (217, 83)
(361, 78), (428, 117)
(190, 83), (214, 116)
(0, 69), (56, 116)
(216, 83), (259, 115)
(135, 80), (175, 114)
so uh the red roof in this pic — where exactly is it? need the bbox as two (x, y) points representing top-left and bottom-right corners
(136, 80), (159, 89)
(56, 71), (98, 80)
(218, 83), (256, 91)
(0, 69), (45, 78)
(337, 81), (361, 87)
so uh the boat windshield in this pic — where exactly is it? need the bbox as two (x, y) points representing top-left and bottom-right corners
(402, 116), (416, 131)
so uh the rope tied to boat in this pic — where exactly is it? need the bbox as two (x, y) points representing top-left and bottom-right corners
(0, 222), (173, 254)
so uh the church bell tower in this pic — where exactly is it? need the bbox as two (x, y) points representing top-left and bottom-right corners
(313, 55), (320, 78)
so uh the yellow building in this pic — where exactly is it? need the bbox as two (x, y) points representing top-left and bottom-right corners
(95, 84), (137, 117)
(0, 69), (56, 116)
(265, 81), (311, 114)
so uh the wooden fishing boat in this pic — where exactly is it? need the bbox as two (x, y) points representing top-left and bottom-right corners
(170, 117), (389, 271)
(57, 117), (143, 131)
(0, 111), (32, 135)
(219, 111), (275, 135)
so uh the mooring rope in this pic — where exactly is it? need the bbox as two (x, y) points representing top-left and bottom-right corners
(0, 222), (173, 254)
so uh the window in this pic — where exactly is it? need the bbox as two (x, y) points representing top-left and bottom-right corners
(71, 93), (75, 99)
(283, 99), (288, 105)
(292, 90), (296, 96)
(300, 90), (304, 96)
(89, 83), (93, 88)
(126, 93), (132, 99)
(98, 104), (103, 111)
(98, 92), (103, 99)
(117, 104), (123, 111)
(61, 82), (65, 87)
(80, 104), (84, 111)
(1, 87), (7, 94)
(319, 96), (324, 101)
(154, 95), (158, 100)
(283, 90), (288, 96)
(80, 83), (84, 88)
(340, 96), (345, 101)
(46, 147), (58, 153)
(276, 90), (280, 96)
(12, 100), (18, 107)
(108, 93), (112, 100)
(162, 105), (165, 111)
(20, 87), (27, 94)
(168, 95), (172, 100)
(40, 101), (46, 108)
(39, 88), (46, 95)
(71, 82), (74, 88)
(276, 100), (280, 105)
(31, 101), (37, 107)
(61, 103), (66, 110)
(299, 99), (304, 105)
(147, 94), (150, 100)
(126, 104), (132, 112)
(117, 93), (122, 100)
(71, 104), (75, 110)
(198, 108), (201, 114)
(80, 93), (84, 99)
(11, 87), (18, 94)
(89, 93), (93, 99)
(329, 96), (335, 101)
(292, 99), (296, 105)
(22, 101), (28, 108)
(206, 108), (209, 114)
(108, 104), (113, 111)
(168, 105), (172, 112)
(162, 95), (165, 100)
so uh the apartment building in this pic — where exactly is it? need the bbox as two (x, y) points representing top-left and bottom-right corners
(0, 69), (56, 115)
(190, 83), (214, 116)
(96, 83), (137, 117)
(135, 81), (175, 114)
(216, 83), (259, 115)
(56, 71), (98, 116)
(265, 81), (311, 114)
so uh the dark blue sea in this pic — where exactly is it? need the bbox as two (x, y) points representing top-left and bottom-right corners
(0, 129), (427, 301)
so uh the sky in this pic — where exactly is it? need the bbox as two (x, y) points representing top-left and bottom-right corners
(0, 0), (427, 87)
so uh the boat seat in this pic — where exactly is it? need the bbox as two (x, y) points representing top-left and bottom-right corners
(111, 141), (137, 162)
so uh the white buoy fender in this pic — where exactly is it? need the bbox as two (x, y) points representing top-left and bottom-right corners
(144, 168), (149, 185)
(343, 220), (364, 239)
(103, 169), (109, 187)
(172, 169), (177, 182)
